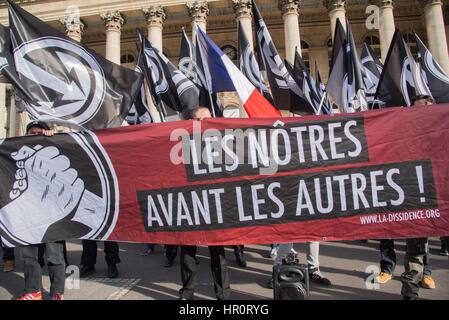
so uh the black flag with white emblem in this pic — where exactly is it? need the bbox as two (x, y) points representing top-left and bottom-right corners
(125, 41), (154, 125)
(178, 27), (222, 118)
(375, 29), (432, 107)
(360, 42), (383, 108)
(7, 0), (143, 130)
(139, 28), (200, 121)
(0, 23), (34, 102)
(327, 19), (368, 113)
(414, 32), (449, 104)
(252, 0), (313, 114)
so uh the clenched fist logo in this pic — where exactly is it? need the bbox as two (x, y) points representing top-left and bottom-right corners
(0, 131), (118, 246)
(1, 145), (85, 243)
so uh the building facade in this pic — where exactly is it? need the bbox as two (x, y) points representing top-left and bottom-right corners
(1, 0), (448, 137)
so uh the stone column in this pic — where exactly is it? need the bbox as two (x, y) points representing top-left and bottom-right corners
(233, 0), (253, 47)
(323, 0), (346, 40)
(100, 11), (125, 65)
(0, 83), (6, 138)
(232, 0), (253, 118)
(419, 0), (449, 74)
(143, 6), (166, 52)
(60, 15), (86, 42)
(370, 0), (395, 62)
(187, 1), (209, 44)
(279, 0), (302, 64)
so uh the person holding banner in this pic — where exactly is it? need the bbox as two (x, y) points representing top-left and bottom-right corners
(80, 240), (120, 278)
(16, 121), (65, 300)
(400, 94), (438, 300)
(178, 106), (231, 300)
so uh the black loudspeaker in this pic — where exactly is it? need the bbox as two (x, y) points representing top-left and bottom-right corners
(273, 263), (309, 300)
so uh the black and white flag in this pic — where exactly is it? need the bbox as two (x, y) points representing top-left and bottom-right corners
(7, 0), (143, 130)
(360, 42), (383, 108)
(414, 32), (449, 104)
(0, 23), (35, 103)
(140, 29), (202, 121)
(252, 0), (313, 114)
(237, 20), (275, 106)
(375, 29), (432, 107)
(314, 61), (333, 114)
(327, 19), (368, 113)
(285, 52), (317, 114)
(178, 27), (222, 118)
(125, 41), (154, 125)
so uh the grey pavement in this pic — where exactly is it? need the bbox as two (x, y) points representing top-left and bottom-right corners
(1, 237), (448, 300)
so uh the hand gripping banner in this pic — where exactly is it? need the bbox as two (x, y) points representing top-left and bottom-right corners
(1, 105), (448, 246)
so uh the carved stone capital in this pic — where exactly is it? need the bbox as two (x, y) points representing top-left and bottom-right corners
(419, 0), (443, 8)
(232, 0), (252, 19)
(100, 11), (126, 33)
(368, 0), (394, 9)
(322, 0), (346, 12)
(143, 6), (166, 28)
(186, 1), (209, 24)
(278, 0), (301, 16)
(60, 15), (86, 39)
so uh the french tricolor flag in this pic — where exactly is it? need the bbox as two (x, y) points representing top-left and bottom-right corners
(195, 25), (281, 118)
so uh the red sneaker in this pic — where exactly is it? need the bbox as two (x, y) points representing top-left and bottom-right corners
(17, 292), (42, 300)
(51, 293), (64, 300)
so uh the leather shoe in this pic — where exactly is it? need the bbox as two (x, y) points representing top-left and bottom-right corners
(80, 265), (95, 278)
(107, 264), (119, 278)
(236, 255), (247, 267)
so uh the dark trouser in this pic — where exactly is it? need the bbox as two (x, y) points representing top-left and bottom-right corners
(233, 245), (244, 257)
(21, 242), (65, 297)
(380, 239), (431, 276)
(380, 239), (396, 274)
(38, 241), (69, 267)
(1, 239), (14, 262)
(81, 240), (120, 266)
(179, 245), (230, 300)
(401, 238), (428, 299)
(165, 245), (178, 261)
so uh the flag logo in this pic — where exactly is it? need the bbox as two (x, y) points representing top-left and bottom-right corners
(14, 37), (105, 124)
(0, 130), (118, 246)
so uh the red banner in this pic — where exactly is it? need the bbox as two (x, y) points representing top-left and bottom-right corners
(1, 105), (449, 246)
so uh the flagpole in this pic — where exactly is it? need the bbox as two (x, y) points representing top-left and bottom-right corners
(157, 101), (166, 122)
(316, 91), (327, 115)
(208, 90), (216, 118)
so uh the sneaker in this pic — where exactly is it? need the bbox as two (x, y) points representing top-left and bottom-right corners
(376, 272), (393, 284)
(290, 248), (298, 255)
(3, 260), (14, 272)
(309, 269), (331, 286)
(51, 293), (64, 300)
(17, 292), (42, 300)
(440, 243), (449, 256)
(421, 275), (436, 289)
(269, 248), (278, 258)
